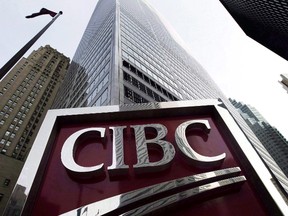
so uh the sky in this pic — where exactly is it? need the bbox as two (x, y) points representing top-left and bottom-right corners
(0, 0), (287, 139)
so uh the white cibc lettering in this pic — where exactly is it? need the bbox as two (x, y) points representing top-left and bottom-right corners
(107, 126), (129, 176)
(61, 127), (106, 178)
(175, 120), (226, 168)
(131, 124), (175, 174)
(60, 120), (227, 179)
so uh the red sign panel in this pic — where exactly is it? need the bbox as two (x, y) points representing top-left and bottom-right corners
(32, 115), (267, 215)
(8, 102), (285, 215)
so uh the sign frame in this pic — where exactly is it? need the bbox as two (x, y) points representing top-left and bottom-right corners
(4, 99), (288, 215)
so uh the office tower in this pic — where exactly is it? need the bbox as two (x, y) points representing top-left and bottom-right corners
(280, 74), (288, 92)
(53, 0), (288, 197)
(0, 45), (69, 213)
(219, 0), (288, 60)
(230, 99), (288, 195)
(53, 0), (225, 109)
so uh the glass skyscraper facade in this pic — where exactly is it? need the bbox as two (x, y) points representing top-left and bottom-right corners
(53, 0), (224, 108)
(53, 0), (288, 198)
(230, 100), (288, 177)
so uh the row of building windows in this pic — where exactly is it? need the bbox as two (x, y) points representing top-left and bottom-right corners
(53, 11), (113, 108)
(122, 60), (178, 101)
(121, 13), (160, 59)
(0, 96), (28, 154)
(78, 11), (114, 66)
(92, 88), (109, 107)
(11, 78), (54, 160)
(2, 178), (10, 187)
(87, 74), (109, 105)
(124, 86), (148, 104)
(122, 49), (182, 99)
(124, 71), (166, 103)
(120, 13), (177, 81)
(121, 26), (177, 88)
(83, 37), (112, 77)
(0, 67), (56, 158)
(122, 9), (223, 101)
(87, 54), (111, 84)
(67, 54), (111, 108)
(121, 26), (171, 79)
(52, 62), (78, 108)
(56, 13), (113, 109)
(162, 46), (223, 100)
(0, 46), (69, 160)
(121, 42), (177, 89)
(0, 61), (29, 94)
(0, 177), (10, 202)
(68, 60), (110, 108)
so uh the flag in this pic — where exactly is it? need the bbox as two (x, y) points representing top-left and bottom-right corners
(26, 8), (57, 19)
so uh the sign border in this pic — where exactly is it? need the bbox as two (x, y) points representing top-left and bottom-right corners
(4, 99), (288, 215)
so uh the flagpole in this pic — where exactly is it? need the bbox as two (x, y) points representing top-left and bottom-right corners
(0, 11), (63, 80)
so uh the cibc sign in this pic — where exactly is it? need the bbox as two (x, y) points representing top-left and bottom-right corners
(61, 120), (226, 178)
(7, 100), (287, 216)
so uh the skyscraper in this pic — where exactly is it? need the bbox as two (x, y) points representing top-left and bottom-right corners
(53, 0), (288, 197)
(53, 0), (224, 109)
(230, 99), (288, 190)
(219, 0), (288, 60)
(0, 45), (69, 213)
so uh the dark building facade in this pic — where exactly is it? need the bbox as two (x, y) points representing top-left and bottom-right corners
(230, 99), (288, 195)
(219, 0), (288, 60)
(0, 45), (69, 214)
(53, 0), (288, 198)
(230, 99), (288, 175)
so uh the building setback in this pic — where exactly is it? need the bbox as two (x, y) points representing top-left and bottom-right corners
(219, 0), (288, 60)
(0, 45), (69, 214)
(53, 0), (288, 199)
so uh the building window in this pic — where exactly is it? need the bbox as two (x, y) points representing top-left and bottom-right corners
(101, 89), (108, 104)
(3, 179), (10, 186)
(0, 139), (5, 145)
(124, 86), (133, 101)
(124, 86), (148, 104)
(5, 141), (11, 147)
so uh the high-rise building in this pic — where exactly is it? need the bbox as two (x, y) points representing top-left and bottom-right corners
(230, 99), (288, 195)
(219, 0), (288, 60)
(53, 0), (288, 197)
(0, 45), (69, 213)
(53, 0), (224, 109)
(280, 74), (288, 92)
